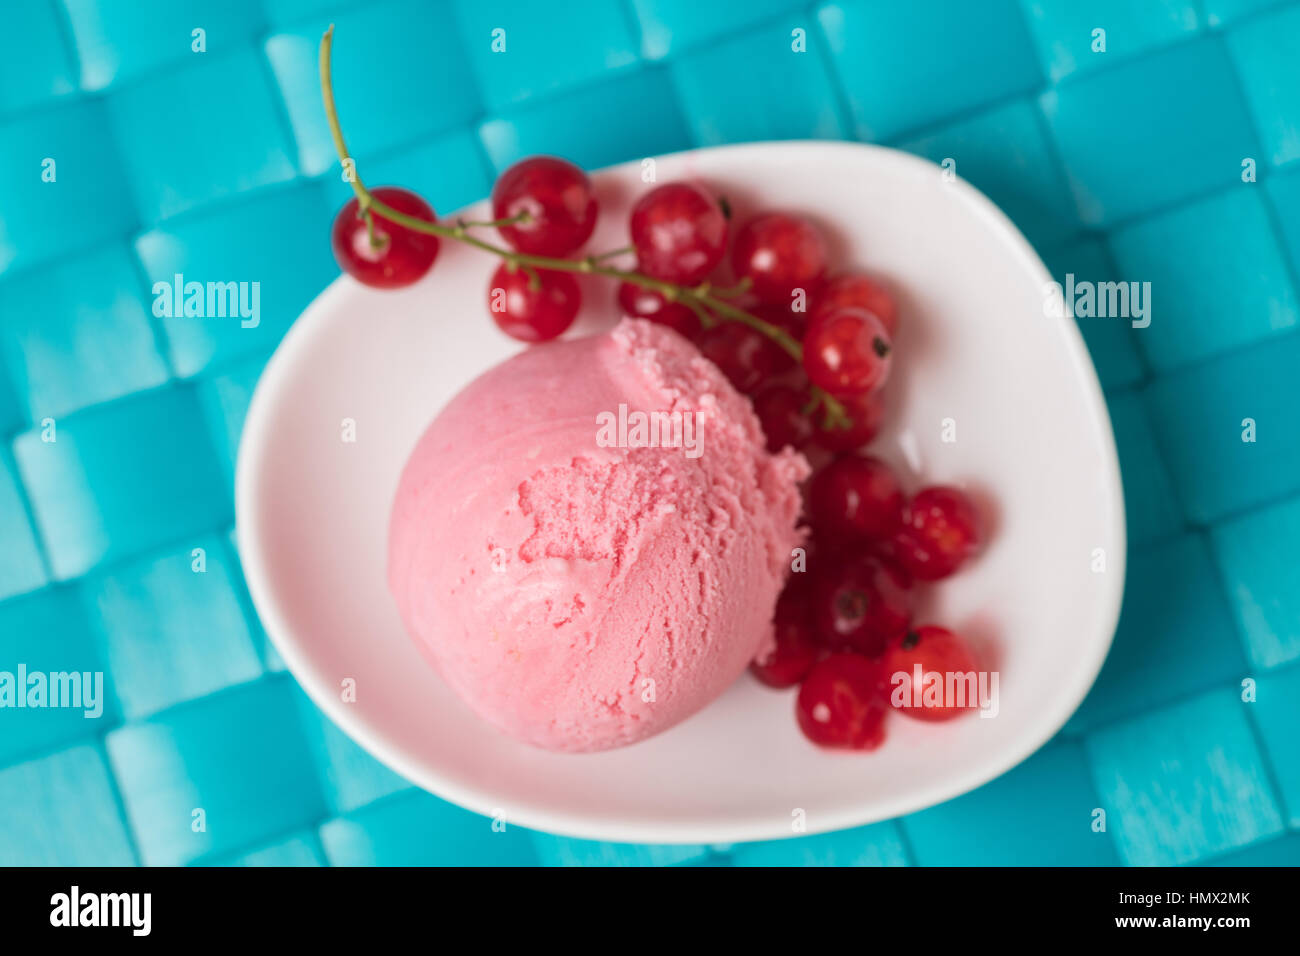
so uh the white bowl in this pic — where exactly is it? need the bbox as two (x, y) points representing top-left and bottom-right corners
(236, 141), (1125, 845)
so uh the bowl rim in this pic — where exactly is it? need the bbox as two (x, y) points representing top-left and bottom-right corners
(236, 139), (1126, 845)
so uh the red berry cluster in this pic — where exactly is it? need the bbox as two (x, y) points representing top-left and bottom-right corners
(753, 457), (985, 749)
(328, 155), (895, 445)
(621, 201), (898, 448)
(331, 158), (599, 341)
(736, 213), (986, 750)
(620, 216), (904, 466)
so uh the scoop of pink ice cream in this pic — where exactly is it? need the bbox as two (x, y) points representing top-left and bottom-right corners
(388, 318), (808, 752)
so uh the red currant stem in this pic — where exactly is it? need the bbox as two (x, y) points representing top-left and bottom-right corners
(586, 245), (634, 263)
(682, 297), (716, 331)
(814, 392), (853, 431)
(320, 26), (371, 205)
(319, 27), (848, 424)
(705, 277), (752, 299)
(502, 258), (541, 290)
(362, 210), (384, 252)
(699, 295), (801, 353)
(455, 212), (531, 232)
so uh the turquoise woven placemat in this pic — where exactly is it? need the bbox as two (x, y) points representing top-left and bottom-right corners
(1, 0), (1299, 866)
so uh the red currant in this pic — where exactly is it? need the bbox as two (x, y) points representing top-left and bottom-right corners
(814, 273), (898, 337)
(752, 384), (814, 453)
(330, 186), (440, 289)
(492, 156), (598, 256)
(732, 213), (828, 306)
(803, 308), (892, 395)
(881, 626), (981, 721)
(796, 653), (888, 750)
(487, 264), (581, 342)
(616, 281), (701, 339)
(697, 321), (790, 394)
(813, 391), (885, 453)
(811, 555), (911, 656)
(629, 182), (728, 285)
(750, 579), (818, 688)
(808, 454), (905, 544)
(891, 486), (981, 581)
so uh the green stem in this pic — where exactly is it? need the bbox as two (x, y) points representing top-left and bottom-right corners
(319, 26), (849, 426)
(587, 245), (634, 263)
(707, 276), (753, 299)
(363, 210), (384, 252)
(455, 212), (531, 232)
(682, 297), (716, 331)
(321, 26), (369, 205)
(809, 388), (853, 431)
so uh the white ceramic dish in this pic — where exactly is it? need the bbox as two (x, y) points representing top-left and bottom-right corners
(237, 141), (1125, 845)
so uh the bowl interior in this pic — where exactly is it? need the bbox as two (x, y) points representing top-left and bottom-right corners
(236, 141), (1124, 844)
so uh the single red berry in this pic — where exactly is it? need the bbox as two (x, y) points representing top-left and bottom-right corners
(808, 454), (905, 544)
(330, 186), (440, 289)
(616, 281), (701, 339)
(698, 321), (790, 394)
(732, 213), (828, 306)
(796, 653), (888, 750)
(811, 555), (911, 656)
(488, 264), (581, 342)
(629, 182), (728, 285)
(881, 626), (981, 721)
(803, 308), (892, 395)
(492, 156), (598, 256)
(892, 486), (981, 581)
(814, 273), (898, 337)
(752, 384), (814, 453)
(751, 579), (819, 688)
(814, 391), (885, 453)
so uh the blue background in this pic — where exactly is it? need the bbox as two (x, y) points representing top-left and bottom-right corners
(1, 0), (1299, 867)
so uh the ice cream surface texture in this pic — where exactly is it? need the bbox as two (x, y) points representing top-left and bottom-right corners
(388, 318), (808, 752)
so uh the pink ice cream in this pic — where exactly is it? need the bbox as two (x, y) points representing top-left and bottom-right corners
(388, 318), (807, 752)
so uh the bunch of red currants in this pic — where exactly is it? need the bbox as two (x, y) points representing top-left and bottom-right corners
(329, 155), (988, 752)
(756, 462), (985, 751)
(327, 155), (898, 442)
